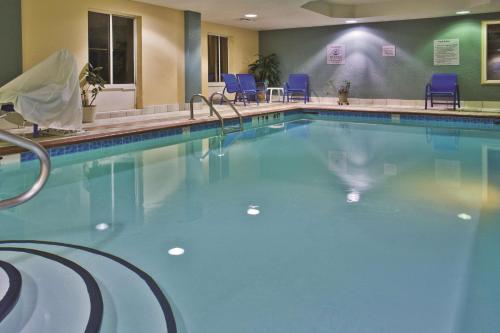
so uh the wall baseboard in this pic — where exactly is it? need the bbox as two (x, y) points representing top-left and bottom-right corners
(309, 97), (500, 112)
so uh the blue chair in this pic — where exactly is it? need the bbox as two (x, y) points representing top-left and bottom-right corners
(236, 74), (266, 106)
(425, 74), (460, 110)
(221, 74), (243, 105)
(284, 74), (309, 104)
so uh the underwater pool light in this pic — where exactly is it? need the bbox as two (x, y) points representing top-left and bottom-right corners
(457, 213), (472, 221)
(247, 205), (260, 216)
(95, 223), (110, 231)
(346, 20), (358, 24)
(168, 247), (185, 256)
(347, 191), (360, 203)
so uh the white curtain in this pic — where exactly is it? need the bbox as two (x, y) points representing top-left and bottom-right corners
(0, 49), (83, 130)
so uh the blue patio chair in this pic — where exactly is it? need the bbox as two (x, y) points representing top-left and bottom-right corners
(236, 74), (266, 106)
(425, 73), (460, 111)
(221, 74), (243, 105)
(284, 74), (309, 104)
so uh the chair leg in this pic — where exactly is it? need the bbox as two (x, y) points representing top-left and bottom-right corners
(33, 124), (40, 138)
(425, 96), (428, 110)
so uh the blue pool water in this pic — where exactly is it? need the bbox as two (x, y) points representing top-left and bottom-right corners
(1, 114), (500, 332)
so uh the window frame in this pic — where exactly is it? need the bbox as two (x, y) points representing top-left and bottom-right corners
(207, 34), (229, 84)
(88, 10), (137, 88)
(481, 20), (500, 85)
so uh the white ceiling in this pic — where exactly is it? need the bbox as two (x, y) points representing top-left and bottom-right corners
(135, 0), (500, 30)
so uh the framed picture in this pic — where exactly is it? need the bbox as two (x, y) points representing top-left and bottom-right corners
(481, 20), (500, 85)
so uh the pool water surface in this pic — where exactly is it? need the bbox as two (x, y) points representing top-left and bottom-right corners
(1, 116), (500, 333)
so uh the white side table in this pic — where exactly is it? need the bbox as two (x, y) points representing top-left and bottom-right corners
(266, 87), (284, 103)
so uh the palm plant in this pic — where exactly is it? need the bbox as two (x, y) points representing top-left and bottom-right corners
(80, 63), (106, 107)
(248, 54), (281, 86)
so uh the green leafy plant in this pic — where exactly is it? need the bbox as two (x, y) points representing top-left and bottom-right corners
(248, 54), (281, 87)
(336, 80), (351, 95)
(80, 63), (106, 107)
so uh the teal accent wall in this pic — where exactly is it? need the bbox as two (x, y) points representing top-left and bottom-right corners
(0, 0), (22, 87)
(184, 11), (202, 102)
(260, 13), (500, 101)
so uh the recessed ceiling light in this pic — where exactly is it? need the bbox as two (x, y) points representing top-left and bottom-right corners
(245, 14), (258, 18)
(168, 247), (185, 256)
(456, 11), (470, 15)
(346, 20), (358, 24)
(457, 213), (472, 221)
(95, 223), (110, 231)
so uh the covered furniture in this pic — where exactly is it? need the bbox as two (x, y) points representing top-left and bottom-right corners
(236, 74), (266, 106)
(284, 74), (309, 104)
(425, 73), (460, 110)
(0, 49), (82, 135)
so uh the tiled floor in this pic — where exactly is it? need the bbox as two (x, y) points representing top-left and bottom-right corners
(1, 102), (499, 155)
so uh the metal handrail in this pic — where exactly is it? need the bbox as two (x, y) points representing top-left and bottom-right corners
(190, 94), (219, 120)
(209, 92), (244, 132)
(0, 129), (51, 209)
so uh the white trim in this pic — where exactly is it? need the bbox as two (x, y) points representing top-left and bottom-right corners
(208, 82), (225, 87)
(103, 84), (136, 91)
(109, 14), (114, 85)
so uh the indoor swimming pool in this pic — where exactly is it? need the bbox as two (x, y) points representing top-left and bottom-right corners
(1, 112), (500, 333)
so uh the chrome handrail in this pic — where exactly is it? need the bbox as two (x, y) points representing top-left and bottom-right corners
(209, 92), (244, 132)
(190, 94), (216, 120)
(189, 94), (226, 131)
(0, 129), (51, 209)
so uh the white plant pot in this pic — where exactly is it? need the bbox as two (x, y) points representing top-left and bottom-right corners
(82, 106), (97, 123)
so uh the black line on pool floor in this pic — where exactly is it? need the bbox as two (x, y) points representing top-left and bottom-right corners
(0, 247), (103, 333)
(0, 240), (177, 333)
(0, 260), (22, 323)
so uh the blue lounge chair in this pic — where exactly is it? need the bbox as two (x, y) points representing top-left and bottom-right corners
(284, 74), (309, 104)
(221, 74), (244, 105)
(425, 74), (460, 110)
(236, 74), (265, 106)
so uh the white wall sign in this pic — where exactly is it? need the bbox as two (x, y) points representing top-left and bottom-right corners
(327, 44), (346, 65)
(382, 45), (396, 57)
(434, 39), (460, 66)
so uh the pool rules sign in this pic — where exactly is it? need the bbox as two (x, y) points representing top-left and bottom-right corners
(434, 39), (460, 66)
(327, 44), (346, 65)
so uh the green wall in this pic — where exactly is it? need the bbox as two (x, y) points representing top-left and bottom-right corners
(260, 13), (500, 101)
(0, 0), (22, 87)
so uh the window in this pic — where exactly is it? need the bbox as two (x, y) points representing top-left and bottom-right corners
(88, 12), (135, 85)
(208, 35), (228, 82)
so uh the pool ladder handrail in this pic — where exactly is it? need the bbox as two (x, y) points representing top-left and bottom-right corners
(189, 93), (243, 135)
(0, 128), (51, 210)
(209, 92), (244, 134)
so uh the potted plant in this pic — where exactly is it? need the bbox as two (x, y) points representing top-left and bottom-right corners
(80, 63), (106, 123)
(248, 53), (281, 101)
(336, 80), (351, 105)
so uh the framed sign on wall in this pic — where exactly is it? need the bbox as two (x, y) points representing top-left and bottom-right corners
(327, 44), (346, 65)
(481, 20), (500, 85)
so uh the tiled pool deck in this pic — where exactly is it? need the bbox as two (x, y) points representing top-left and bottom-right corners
(1, 102), (499, 158)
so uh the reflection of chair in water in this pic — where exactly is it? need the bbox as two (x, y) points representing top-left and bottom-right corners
(426, 128), (460, 152)
(286, 120), (310, 139)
